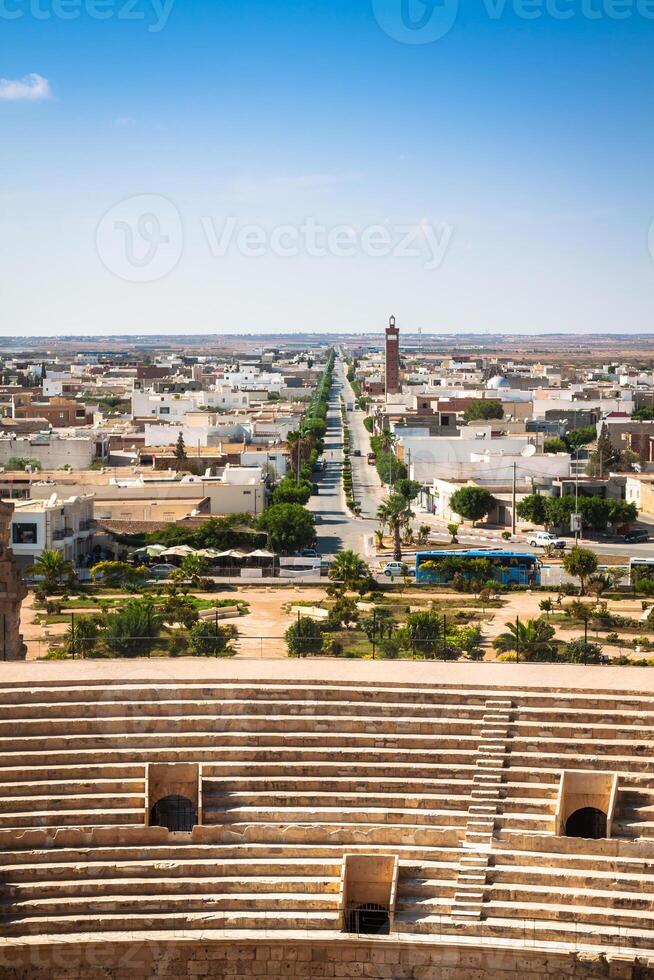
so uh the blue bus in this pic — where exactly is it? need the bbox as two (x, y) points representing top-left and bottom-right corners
(415, 549), (541, 587)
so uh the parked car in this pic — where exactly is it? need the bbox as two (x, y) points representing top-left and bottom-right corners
(367, 452), (376, 465)
(382, 561), (414, 578)
(528, 531), (566, 549)
(624, 528), (649, 544)
(149, 563), (178, 579)
(352, 449), (361, 457)
(301, 548), (318, 558)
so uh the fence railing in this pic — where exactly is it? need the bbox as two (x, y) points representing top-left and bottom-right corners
(18, 632), (639, 664)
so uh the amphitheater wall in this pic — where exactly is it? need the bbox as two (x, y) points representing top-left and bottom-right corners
(1, 940), (654, 980)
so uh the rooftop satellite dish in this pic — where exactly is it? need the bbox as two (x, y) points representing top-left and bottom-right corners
(521, 444), (537, 457)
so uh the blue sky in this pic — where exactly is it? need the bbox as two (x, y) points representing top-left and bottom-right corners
(1, 0), (654, 335)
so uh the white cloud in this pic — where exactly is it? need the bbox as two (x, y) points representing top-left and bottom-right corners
(114, 116), (136, 128)
(0, 74), (52, 102)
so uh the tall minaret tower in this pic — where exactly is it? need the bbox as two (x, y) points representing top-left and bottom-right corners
(384, 315), (401, 397)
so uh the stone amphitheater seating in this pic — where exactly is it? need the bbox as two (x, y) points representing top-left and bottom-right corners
(1, 669), (654, 966)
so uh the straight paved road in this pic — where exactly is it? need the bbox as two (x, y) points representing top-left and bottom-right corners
(310, 355), (653, 568)
(307, 358), (379, 559)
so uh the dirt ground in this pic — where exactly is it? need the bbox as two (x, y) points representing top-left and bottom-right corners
(20, 586), (330, 661)
(20, 586), (650, 662)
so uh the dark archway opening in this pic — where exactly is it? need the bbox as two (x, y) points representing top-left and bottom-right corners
(150, 794), (197, 832)
(565, 806), (607, 839)
(345, 903), (390, 935)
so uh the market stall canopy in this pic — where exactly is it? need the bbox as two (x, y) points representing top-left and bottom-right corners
(132, 545), (167, 558)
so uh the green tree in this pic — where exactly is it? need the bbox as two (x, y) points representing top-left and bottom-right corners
(449, 624), (484, 659)
(28, 549), (74, 594)
(450, 486), (494, 527)
(632, 406), (654, 421)
(606, 499), (638, 528)
(256, 503), (315, 553)
(447, 522), (460, 543)
(565, 426), (597, 450)
(516, 493), (548, 526)
(493, 618), (557, 661)
(394, 479), (421, 502)
(103, 598), (163, 657)
(463, 399), (504, 422)
(188, 620), (237, 657)
(585, 425), (614, 478)
(539, 597), (554, 617)
(175, 431), (187, 464)
(272, 478), (312, 505)
(543, 495), (575, 530)
(326, 595), (359, 630)
(6, 456), (41, 471)
(375, 451), (407, 486)
(562, 546), (598, 595)
(544, 438), (567, 454)
(328, 551), (373, 594)
(360, 607), (395, 644)
(417, 524), (431, 546)
(285, 616), (323, 657)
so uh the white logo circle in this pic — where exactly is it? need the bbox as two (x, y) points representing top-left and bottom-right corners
(95, 194), (183, 283)
(372, 0), (459, 44)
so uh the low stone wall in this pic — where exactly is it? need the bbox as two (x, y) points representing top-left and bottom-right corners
(1, 940), (653, 980)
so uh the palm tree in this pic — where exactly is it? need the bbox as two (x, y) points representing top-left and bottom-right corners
(587, 573), (612, 602)
(328, 550), (372, 594)
(378, 430), (395, 453)
(493, 618), (557, 662)
(378, 493), (412, 562)
(178, 553), (210, 588)
(28, 549), (74, 594)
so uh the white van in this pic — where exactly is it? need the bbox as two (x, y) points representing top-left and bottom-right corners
(528, 531), (566, 549)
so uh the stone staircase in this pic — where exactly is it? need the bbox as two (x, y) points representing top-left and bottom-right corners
(0, 676), (654, 953)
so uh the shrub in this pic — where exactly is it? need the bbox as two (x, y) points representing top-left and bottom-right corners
(561, 638), (603, 664)
(188, 620), (237, 657)
(285, 616), (323, 657)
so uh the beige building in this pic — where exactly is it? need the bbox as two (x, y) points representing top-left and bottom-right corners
(8, 493), (95, 570)
(28, 466), (268, 517)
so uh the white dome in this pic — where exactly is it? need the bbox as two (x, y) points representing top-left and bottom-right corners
(486, 375), (510, 390)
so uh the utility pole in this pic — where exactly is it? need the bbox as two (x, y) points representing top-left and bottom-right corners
(511, 461), (517, 535)
(575, 448), (580, 543)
